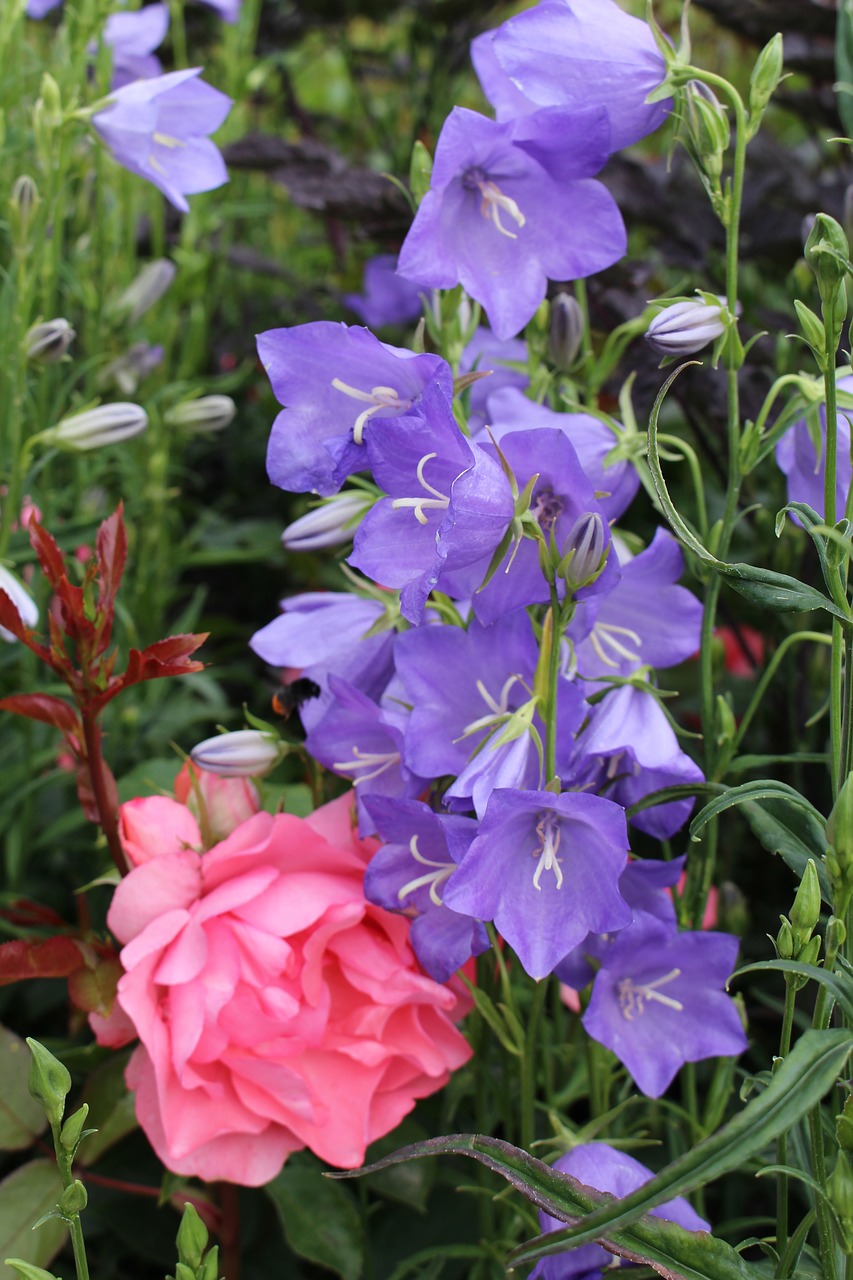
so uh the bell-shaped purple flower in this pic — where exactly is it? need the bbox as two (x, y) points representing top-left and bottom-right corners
(530, 1142), (708, 1280)
(776, 375), (853, 520)
(582, 914), (747, 1097)
(443, 787), (631, 980)
(103, 4), (168, 89)
(92, 68), (231, 213)
(473, 0), (670, 153)
(397, 106), (626, 341)
(460, 329), (529, 433)
(362, 796), (489, 982)
(344, 254), (425, 328)
(258, 321), (453, 496)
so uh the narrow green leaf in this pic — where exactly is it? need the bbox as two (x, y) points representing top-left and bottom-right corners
(0, 1162), (67, 1278)
(690, 781), (825, 842)
(739, 797), (830, 902)
(735, 959), (853, 1021)
(837, 0), (853, 140)
(716, 562), (847, 619)
(266, 1156), (364, 1280)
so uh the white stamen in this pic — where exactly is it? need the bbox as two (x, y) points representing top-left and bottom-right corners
(588, 622), (643, 669)
(331, 746), (399, 785)
(153, 131), (185, 149)
(391, 452), (451, 525)
(458, 674), (523, 738)
(477, 180), (526, 239)
(531, 813), (563, 891)
(617, 968), (684, 1020)
(397, 834), (454, 906)
(330, 379), (410, 444)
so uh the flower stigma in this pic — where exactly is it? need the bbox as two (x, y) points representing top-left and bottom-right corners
(330, 379), (411, 444)
(617, 968), (684, 1020)
(589, 622), (642, 669)
(391, 452), (451, 524)
(332, 746), (400, 785)
(462, 166), (525, 239)
(397, 834), (455, 906)
(531, 812), (563, 891)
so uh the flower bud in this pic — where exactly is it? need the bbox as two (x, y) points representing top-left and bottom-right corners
(111, 258), (176, 323)
(164, 396), (236, 434)
(97, 342), (163, 395)
(804, 214), (850, 294)
(686, 83), (729, 179)
(548, 292), (584, 371)
(59, 1104), (89, 1153)
(790, 858), (821, 947)
(838, 1095), (853, 1153)
(828, 774), (853, 894)
(43, 404), (148, 451)
(0, 565), (38, 641)
(646, 296), (727, 357)
(748, 34), (784, 125)
(282, 492), (372, 552)
(25, 318), (75, 364)
(191, 729), (282, 779)
(9, 175), (40, 243)
(776, 917), (793, 960)
(26, 1038), (71, 1130)
(177, 1203), (209, 1271)
(58, 1180), (88, 1218)
(559, 512), (607, 588)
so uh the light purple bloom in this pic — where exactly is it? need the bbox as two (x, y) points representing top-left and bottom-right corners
(103, 4), (168, 90)
(530, 1142), (708, 1280)
(475, 387), (639, 522)
(397, 106), (626, 341)
(249, 592), (394, 733)
(344, 255), (424, 328)
(776, 375), (853, 520)
(26, 0), (61, 15)
(348, 407), (514, 624)
(459, 329), (529, 432)
(473, 0), (670, 153)
(583, 913), (747, 1097)
(197, 0), (241, 20)
(442, 787), (631, 980)
(92, 68), (231, 213)
(362, 796), (489, 982)
(258, 321), (453, 496)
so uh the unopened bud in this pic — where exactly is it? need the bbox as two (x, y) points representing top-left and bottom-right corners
(0, 565), (38, 642)
(191, 729), (282, 779)
(828, 774), (853, 889)
(59, 1180), (88, 1218)
(98, 342), (163, 395)
(687, 83), (729, 178)
(43, 404), (148, 451)
(646, 296), (727, 357)
(838, 1096), (853, 1153)
(177, 1203), (209, 1271)
(25, 318), (75, 364)
(38, 73), (62, 126)
(805, 214), (850, 295)
(790, 859), (821, 946)
(26, 1038), (71, 1130)
(282, 492), (372, 552)
(776, 917), (793, 960)
(112, 258), (176, 323)
(548, 293), (584, 371)
(9, 175), (40, 242)
(165, 396), (236, 434)
(560, 512), (607, 588)
(748, 34), (784, 124)
(59, 1104), (89, 1153)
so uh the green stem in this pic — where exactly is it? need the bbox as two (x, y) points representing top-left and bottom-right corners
(68, 1216), (91, 1280)
(774, 981), (797, 1270)
(519, 978), (548, 1152)
(808, 1105), (838, 1280)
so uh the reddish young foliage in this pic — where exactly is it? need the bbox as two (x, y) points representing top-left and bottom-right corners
(0, 693), (81, 735)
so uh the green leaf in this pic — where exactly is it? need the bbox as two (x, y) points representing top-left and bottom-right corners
(362, 1120), (436, 1212)
(3, 1263), (60, 1280)
(77, 1051), (137, 1167)
(739, 796), (830, 902)
(333, 1135), (765, 1280)
(837, 0), (853, 140)
(0, 1028), (48, 1151)
(716, 561), (847, 619)
(689, 781), (825, 843)
(266, 1156), (364, 1280)
(735, 959), (853, 1021)
(0, 1162), (67, 1280)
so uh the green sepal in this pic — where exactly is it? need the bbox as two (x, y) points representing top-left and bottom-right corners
(408, 140), (433, 205)
(26, 1040), (70, 1132)
(176, 1202), (209, 1271)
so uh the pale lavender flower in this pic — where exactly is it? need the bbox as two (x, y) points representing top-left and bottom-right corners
(582, 913), (746, 1096)
(397, 106), (626, 341)
(92, 68), (231, 213)
(344, 255), (424, 328)
(473, 0), (670, 153)
(197, 0), (241, 20)
(459, 329), (528, 432)
(442, 787), (631, 980)
(776, 375), (853, 519)
(26, 0), (62, 16)
(103, 4), (169, 90)
(531, 1143), (708, 1280)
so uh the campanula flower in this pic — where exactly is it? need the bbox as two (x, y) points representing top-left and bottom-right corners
(344, 254), (424, 329)
(92, 68), (231, 213)
(103, 4), (169, 90)
(776, 374), (853, 520)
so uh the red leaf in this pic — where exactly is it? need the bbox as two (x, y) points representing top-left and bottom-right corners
(75, 755), (119, 824)
(96, 504), (127, 620)
(98, 633), (208, 706)
(27, 515), (67, 590)
(0, 936), (88, 986)
(0, 694), (80, 734)
(0, 899), (67, 929)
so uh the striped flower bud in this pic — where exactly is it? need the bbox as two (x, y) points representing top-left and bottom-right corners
(191, 730), (282, 779)
(548, 292), (584, 371)
(25, 317), (75, 364)
(646, 296), (726, 357)
(560, 511), (607, 588)
(282, 492), (372, 551)
(112, 259), (176, 323)
(43, 404), (148, 451)
(164, 395), (236, 433)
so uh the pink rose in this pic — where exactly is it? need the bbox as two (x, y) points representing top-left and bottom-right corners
(118, 764), (262, 868)
(174, 761), (261, 844)
(106, 793), (472, 1186)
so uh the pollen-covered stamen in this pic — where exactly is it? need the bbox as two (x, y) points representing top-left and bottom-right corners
(531, 812), (563, 891)
(391, 452), (451, 525)
(589, 622), (643, 669)
(617, 968), (684, 1021)
(331, 746), (400, 785)
(462, 166), (525, 239)
(397, 834), (455, 906)
(330, 379), (411, 444)
(458, 674), (523, 738)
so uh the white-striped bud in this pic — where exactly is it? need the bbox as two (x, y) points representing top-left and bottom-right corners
(0, 566), (38, 642)
(560, 511), (607, 588)
(43, 404), (148, 451)
(164, 396), (236, 434)
(112, 259), (176, 323)
(282, 492), (372, 551)
(646, 297), (727, 357)
(26, 318), (75, 364)
(191, 730), (282, 779)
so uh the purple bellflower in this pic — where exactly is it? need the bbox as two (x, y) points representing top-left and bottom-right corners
(397, 106), (626, 341)
(473, 0), (670, 153)
(258, 322), (453, 496)
(361, 796), (489, 982)
(776, 375), (853, 520)
(250, 592), (394, 733)
(344, 254), (425, 328)
(475, 387), (640, 522)
(570, 530), (702, 679)
(103, 4), (169, 90)
(459, 329), (529, 433)
(197, 0), (241, 20)
(92, 68), (231, 213)
(348, 407), (514, 624)
(530, 1142), (709, 1280)
(582, 913), (747, 1097)
(442, 787), (631, 980)
(26, 0), (62, 16)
